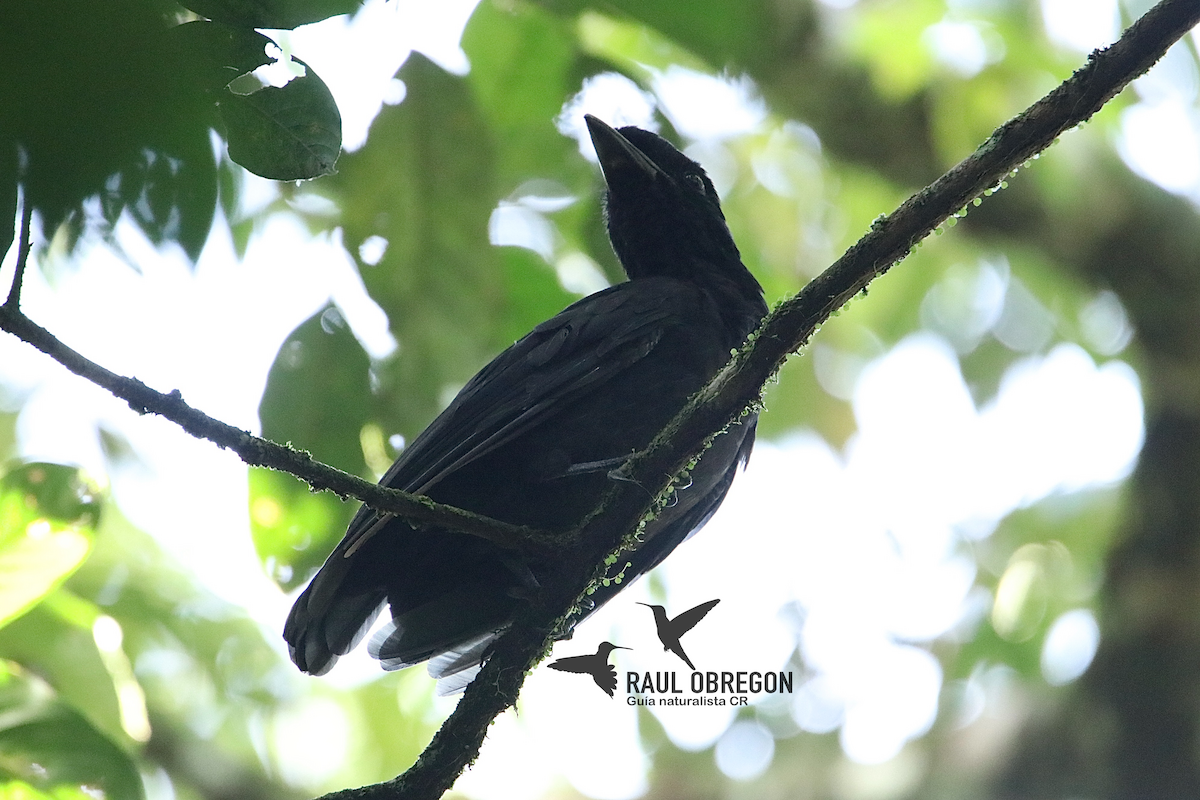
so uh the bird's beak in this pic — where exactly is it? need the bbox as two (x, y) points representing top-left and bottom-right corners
(585, 114), (666, 185)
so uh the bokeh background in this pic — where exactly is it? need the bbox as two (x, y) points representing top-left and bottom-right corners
(2, 0), (1199, 798)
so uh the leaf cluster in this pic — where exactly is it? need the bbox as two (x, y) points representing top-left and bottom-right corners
(0, 0), (346, 263)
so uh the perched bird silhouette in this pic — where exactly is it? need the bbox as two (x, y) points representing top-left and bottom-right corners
(547, 642), (630, 697)
(284, 115), (766, 689)
(640, 599), (720, 670)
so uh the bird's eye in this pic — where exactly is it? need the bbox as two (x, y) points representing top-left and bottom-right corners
(685, 173), (707, 194)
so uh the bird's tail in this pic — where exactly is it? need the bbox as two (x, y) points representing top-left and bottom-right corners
(671, 646), (697, 671)
(284, 544), (387, 676)
(285, 510), (522, 681)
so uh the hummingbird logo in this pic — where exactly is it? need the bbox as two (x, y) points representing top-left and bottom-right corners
(639, 599), (720, 670)
(547, 641), (630, 697)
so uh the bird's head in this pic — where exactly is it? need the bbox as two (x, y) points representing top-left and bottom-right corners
(597, 641), (631, 656)
(585, 115), (762, 304)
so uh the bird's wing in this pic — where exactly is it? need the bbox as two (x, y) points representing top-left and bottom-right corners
(672, 598), (721, 635)
(338, 278), (694, 554)
(392, 283), (681, 490)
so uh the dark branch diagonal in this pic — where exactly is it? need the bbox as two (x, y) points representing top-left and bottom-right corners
(0, 0), (1196, 798)
(337, 2), (1200, 798)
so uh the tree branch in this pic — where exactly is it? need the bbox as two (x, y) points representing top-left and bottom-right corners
(3, 192), (31, 309)
(0, 0), (1195, 798)
(310, 1), (1200, 797)
(0, 295), (552, 556)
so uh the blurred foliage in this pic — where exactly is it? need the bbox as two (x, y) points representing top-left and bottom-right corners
(0, 0), (343, 261)
(2, 0), (1196, 798)
(253, 306), (368, 590)
(317, 54), (511, 435)
(0, 464), (100, 629)
(0, 661), (143, 800)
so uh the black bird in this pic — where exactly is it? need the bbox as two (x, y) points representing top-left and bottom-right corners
(547, 641), (630, 697)
(640, 599), (720, 670)
(284, 115), (767, 687)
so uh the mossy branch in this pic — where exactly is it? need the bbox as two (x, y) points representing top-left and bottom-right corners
(0, 257), (551, 556)
(1, 1), (1196, 798)
(317, 2), (1199, 798)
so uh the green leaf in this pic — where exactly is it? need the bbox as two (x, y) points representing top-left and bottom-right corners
(323, 53), (507, 437)
(218, 58), (342, 180)
(463, 0), (583, 186)
(125, 137), (219, 260)
(0, 597), (126, 753)
(259, 306), (373, 473)
(0, 661), (143, 800)
(533, 0), (771, 73)
(0, 465), (100, 630)
(254, 306), (369, 587)
(0, 531), (90, 633)
(178, 0), (361, 30)
(169, 20), (275, 94)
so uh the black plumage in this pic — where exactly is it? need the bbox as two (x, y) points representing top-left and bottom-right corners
(284, 115), (767, 684)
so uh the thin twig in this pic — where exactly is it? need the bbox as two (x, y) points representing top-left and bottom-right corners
(0, 300), (553, 555)
(3, 193), (31, 309)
